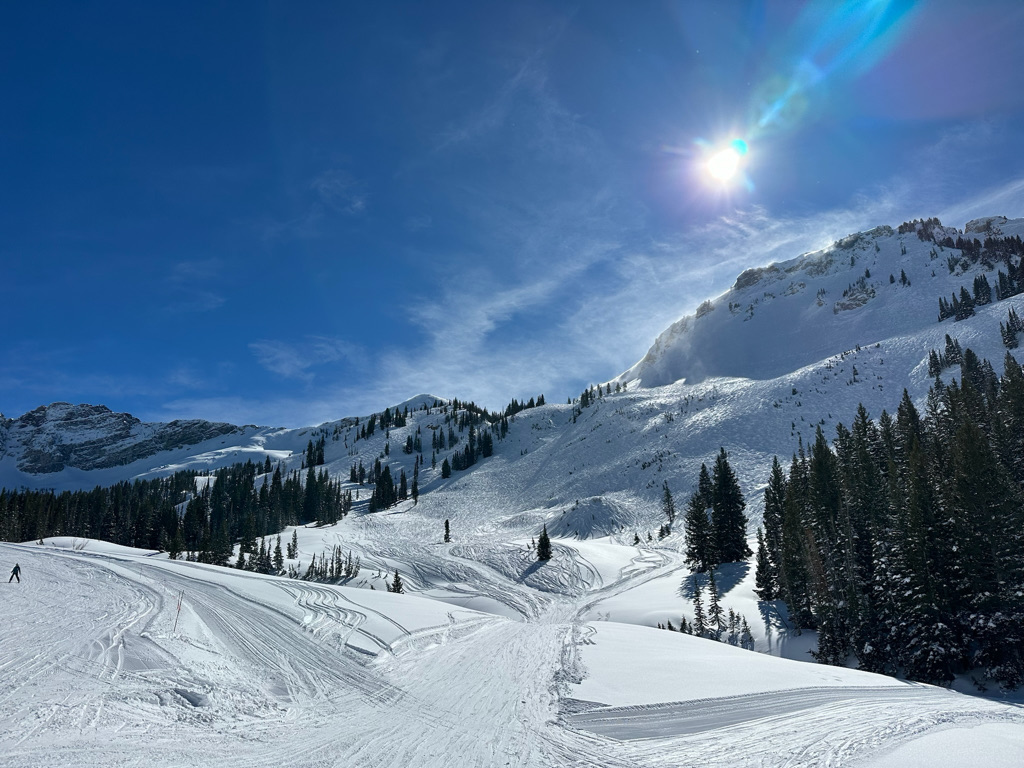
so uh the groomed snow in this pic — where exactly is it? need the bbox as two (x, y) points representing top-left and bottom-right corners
(4, 220), (1024, 764)
(1, 539), (1020, 767)
(859, 723), (1024, 768)
(571, 621), (904, 709)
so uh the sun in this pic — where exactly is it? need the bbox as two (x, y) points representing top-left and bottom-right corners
(707, 147), (740, 181)
(704, 139), (749, 184)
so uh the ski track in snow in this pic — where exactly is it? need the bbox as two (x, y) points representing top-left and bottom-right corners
(1, 541), (1021, 767)
(5, 221), (1024, 764)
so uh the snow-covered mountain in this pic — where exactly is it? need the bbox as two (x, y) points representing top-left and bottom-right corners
(618, 215), (1024, 388)
(8, 215), (1023, 530)
(0, 402), (242, 475)
(3, 215), (1024, 766)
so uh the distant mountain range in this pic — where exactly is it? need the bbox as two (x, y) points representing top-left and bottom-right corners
(5, 214), (1023, 523)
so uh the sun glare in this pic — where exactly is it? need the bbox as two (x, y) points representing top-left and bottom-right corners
(705, 138), (749, 183)
(707, 148), (740, 181)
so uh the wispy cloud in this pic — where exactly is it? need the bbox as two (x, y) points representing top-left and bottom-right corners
(165, 259), (226, 313)
(249, 336), (362, 382)
(940, 176), (1024, 224)
(310, 168), (367, 215)
(350, 125), (1024, 415)
(161, 68), (1024, 427)
(403, 214), (433, 231)
(264, 167), (368, 242)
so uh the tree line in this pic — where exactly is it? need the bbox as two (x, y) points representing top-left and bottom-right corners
(0, 458), (352, 566)
(754, 350), (1024, 690)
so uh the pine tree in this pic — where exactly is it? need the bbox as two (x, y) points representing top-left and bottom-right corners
(754, 528), (776, 600)
(945, 334), (962, 365)
(444, 518), (451, 543)
(388, 570), (405, 594)
(762, 456), (786, 585)
(692, 577), (707, 638)
(168, 527), (184, 561)
(697, 463), (714, 507)
(711, 448), (751, 563)
(740, 618), (754, 651)
(707, 571), (725, 638)
(683, 492), (715, 573)
(661, 481), (676, 525)
(273, 536), (284, 572)
(537, 524), (552, 561)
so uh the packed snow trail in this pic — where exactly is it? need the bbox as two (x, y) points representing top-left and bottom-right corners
(567, 685), (962, 739)
(1, 543), (1022, 767)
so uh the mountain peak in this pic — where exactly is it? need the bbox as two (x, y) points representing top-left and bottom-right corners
(618, 215), (1024, 389)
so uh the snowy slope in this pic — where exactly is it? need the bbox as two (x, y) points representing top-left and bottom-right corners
(617, 216), (1024, 387)
(3, 216), (1024, 764)
(0, 539), (1019, 767)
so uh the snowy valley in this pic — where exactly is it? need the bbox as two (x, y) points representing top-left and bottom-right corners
(2, 216), (1024, 766)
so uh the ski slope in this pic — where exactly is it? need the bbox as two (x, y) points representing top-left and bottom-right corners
(0, 540), (1020, 767)
(4, 216), (1024, 763)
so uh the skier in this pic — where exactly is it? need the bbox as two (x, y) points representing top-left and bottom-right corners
(9, 563), (20, 583)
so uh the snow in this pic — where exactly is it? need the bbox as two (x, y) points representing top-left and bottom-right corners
(570, 621), (908, 709)
(1, 535), (1021, 766)
(4, 217), (1024, 763)
(859, 723), (1024, 768)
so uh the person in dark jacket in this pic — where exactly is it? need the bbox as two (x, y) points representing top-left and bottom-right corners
(9, 563), (20, 583)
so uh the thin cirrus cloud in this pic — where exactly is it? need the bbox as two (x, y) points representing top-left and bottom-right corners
(379, 135), (1024, 417)
(249, 336), (363, 382)
(263, 167), (368, 242)
(309, 168), (367, 216)
(164, 259), (226, 313)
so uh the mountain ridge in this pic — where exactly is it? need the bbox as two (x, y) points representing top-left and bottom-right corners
(615, 214), (1024, 389)
(4, 214), (1023, 507)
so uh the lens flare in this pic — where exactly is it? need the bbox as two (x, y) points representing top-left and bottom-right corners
(705, 138), (749, 183)
(707, 148), (740, 181)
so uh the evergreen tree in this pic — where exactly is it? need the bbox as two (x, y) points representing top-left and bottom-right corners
(754, 528), (776, 600)
(444, 518), (451, 543)
(707, 571), (725, 638)
(388, 570), (405, 594)
(168, 527), (184, 561)
(273, 535), (284, 572)
(697, 463), (714, 507)
(711, 448), (751, 563)
(761, 456), (786, 587)
(661, 481), (676, 525)
(692, 576), (707, 637)
(537, 524), (552, 561)
(683, 492), (715, 573)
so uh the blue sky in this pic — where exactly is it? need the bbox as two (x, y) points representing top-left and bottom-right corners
(4, 0), (1024, 427)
